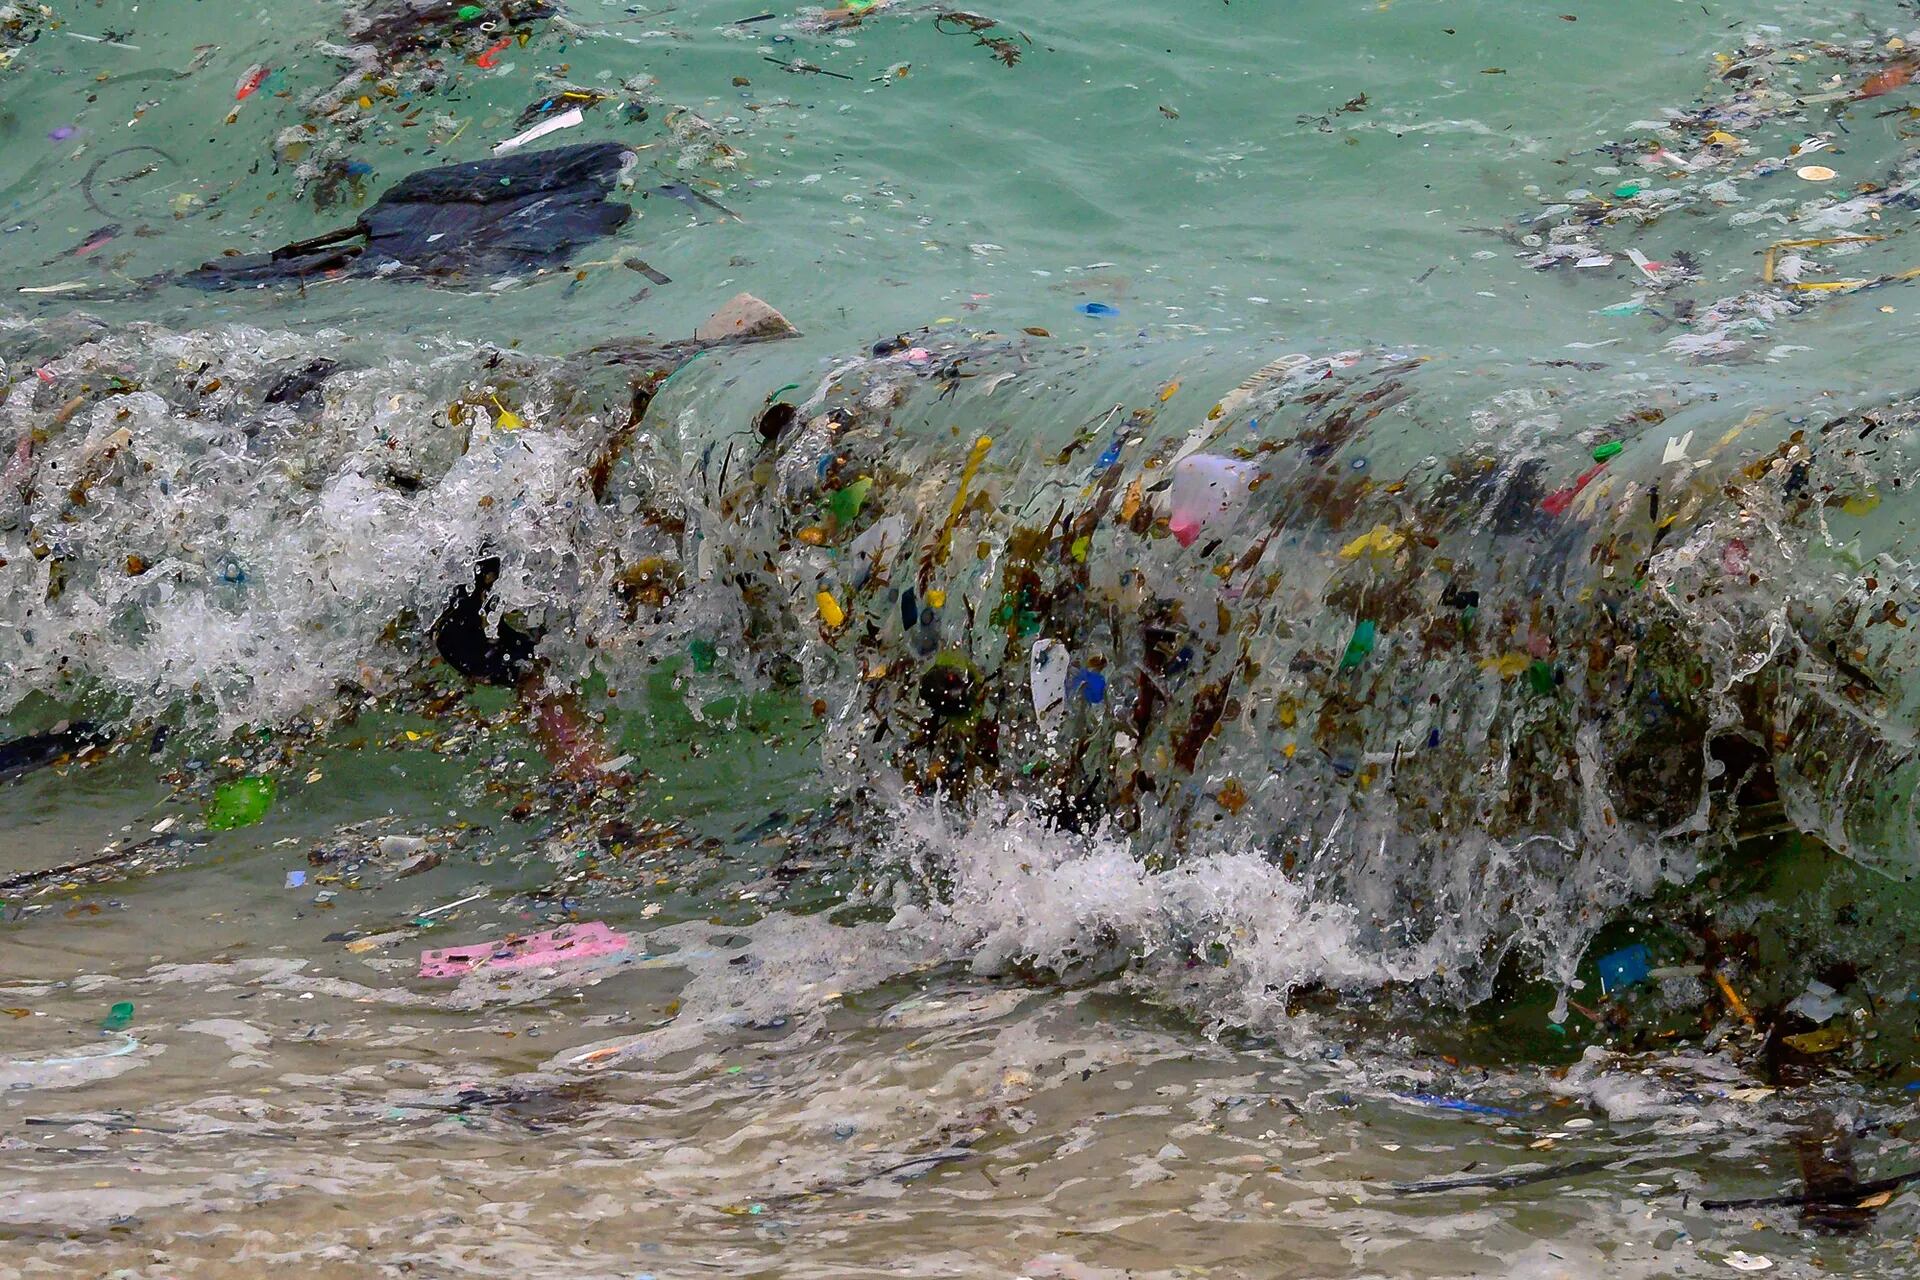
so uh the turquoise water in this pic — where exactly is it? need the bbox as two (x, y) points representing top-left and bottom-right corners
(7, 2), (1920, 1275)
(3, 1), (1908, 358)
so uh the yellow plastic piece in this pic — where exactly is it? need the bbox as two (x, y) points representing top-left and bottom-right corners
(1339, 524), (1406, 560)
(1481, 653), (1532, 678)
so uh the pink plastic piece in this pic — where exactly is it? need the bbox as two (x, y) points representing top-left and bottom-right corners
(419, 921), (634, 979)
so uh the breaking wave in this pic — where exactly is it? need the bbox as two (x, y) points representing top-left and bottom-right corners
(5, 307), (1918, 1010)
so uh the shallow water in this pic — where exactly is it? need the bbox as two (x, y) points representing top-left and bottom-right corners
(8, 1), (1920, 1276)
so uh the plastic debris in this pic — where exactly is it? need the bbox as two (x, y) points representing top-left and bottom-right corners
(1784, 979), (1847, 1025)
(102, 1001), (134, 1031)
(1030, 639), (1069, 720)
(1780, 1025), (1852, 1055)
(419, 921), (634, 979)
(180, 143), (637, 290)
(233, 64), (269, 101)
(1597, 943), (1651, 994)
(207, 776), (277, 830)
(1167, 454), (1254, 547)
(1395, 1093), (1522, 1118)
(0, 721), (107, 782)
(1339, 620), (1377, 672)
(492, 105), (584, 157)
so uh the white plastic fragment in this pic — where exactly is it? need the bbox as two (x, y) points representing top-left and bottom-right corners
(1030, 639), (1069, 722)
(492, 107), (585, 157)
(1167, 454), (1256, 547)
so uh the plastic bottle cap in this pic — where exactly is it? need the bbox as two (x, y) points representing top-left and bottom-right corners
(1797, 165), (1837, 181)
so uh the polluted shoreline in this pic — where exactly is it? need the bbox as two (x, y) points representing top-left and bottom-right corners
(7, 303), (1920, 1269)
(10, 2), (1920, 1275)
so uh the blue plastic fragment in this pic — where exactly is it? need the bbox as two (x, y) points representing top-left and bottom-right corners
(1077, 302), (1119, 317)
(1396, 1093), (1521, 1118)
(1072, 669), (1106, 704)
(285, 870), (306, 889)
(1598, 942), (1651, 994)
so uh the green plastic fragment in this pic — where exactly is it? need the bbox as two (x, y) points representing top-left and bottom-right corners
(1592, 440), (1623, 462)
(827, 477), (872, 524)
(207, 776), (277, 830)
(456, 4), (486, 19)
(1612, 182), (1642, 199)
(1339, 619), (1377, 671)
(103, 1001), (134, 1031)
(1599, 300), (1644, 317)
(1526, 659), (1556, 695)
(689, 637), (717, 673)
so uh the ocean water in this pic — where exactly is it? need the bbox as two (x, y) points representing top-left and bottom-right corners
(7, 1), (1920, 1276)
